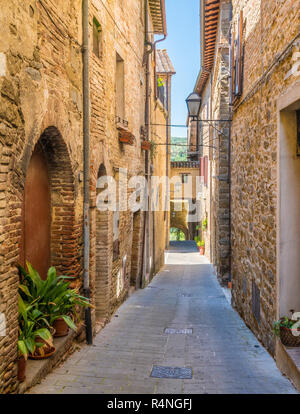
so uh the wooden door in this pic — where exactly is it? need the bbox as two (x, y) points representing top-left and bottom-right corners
(21, 144), (51, 280)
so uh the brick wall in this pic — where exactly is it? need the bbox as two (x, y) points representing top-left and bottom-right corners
(0, 0), (169, 393)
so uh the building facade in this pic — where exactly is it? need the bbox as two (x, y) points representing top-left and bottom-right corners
(229, 0), (300, 387)
(0, 0), (170, 394)
(190, 0), (231, 282)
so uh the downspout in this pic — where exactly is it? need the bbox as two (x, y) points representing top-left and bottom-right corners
(82, 0), (93, 345)
(228, 2), (233, 286)
(151, 1), (167, 274)
(165, 75), (170, 249)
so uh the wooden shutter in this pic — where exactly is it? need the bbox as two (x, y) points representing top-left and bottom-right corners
(229, 27), (235, 105)
(204, 156), (208, 187)
(234, 11), (243, 97)
(200, 157), (204, 178)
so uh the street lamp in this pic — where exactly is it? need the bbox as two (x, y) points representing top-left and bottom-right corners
(186, 92), (202, 120)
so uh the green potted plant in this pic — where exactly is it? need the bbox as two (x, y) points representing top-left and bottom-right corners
(194, 236), (205, 255)
(198, 240), (205, 255)
(273, 311), (300, 347)
(17, 295), (53, 381)
(202, 218), (208, 231)
(19, 262), (91, 338)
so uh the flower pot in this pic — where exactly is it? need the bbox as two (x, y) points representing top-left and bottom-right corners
(141, 140), (151, 151)
(29, 346), (56, 360)
(17, 357), (26, 383)
(280, 325), (300, 347)
(199, 247), (205, 255)
(53, 318), (69, 337)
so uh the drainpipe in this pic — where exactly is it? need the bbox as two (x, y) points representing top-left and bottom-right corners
(82, 0), (93, 345)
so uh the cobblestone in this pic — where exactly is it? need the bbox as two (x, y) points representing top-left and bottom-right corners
(29, 242), (297, 394)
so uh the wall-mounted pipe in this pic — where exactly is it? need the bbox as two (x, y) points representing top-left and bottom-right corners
(82, 0), (93, 345)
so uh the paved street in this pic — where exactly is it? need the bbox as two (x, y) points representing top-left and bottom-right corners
(29, 242), (297, 394)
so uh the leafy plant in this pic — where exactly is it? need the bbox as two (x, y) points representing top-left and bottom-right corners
(273, 313), (296, 337)
(150, 140), (157, 161)
(194, 236), (205, 247)
(18, 295), (52, 360)
(202, 218), (208, 231)
(18, 262), (91, 332)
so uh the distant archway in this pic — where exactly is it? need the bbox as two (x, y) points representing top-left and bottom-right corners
(170, 227), (187, 242)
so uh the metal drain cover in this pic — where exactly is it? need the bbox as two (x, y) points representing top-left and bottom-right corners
(151, 366), (192, 379)
(178, 293), (192, 298)
(164, 328), (193, 335)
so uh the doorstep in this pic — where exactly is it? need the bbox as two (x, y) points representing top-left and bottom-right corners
(19, 325), (84, 394)
(275, 339), (300, 392)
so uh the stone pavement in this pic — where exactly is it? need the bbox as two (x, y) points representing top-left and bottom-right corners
(29, 241), (298, 394)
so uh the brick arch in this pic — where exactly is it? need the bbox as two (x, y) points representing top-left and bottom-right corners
(170, 226), (188, 241)
(90, 161), (112, 321)
(21, 126), (80, 278)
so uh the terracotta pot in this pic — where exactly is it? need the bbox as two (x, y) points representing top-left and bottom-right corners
(52, 318), (69, 337)
(141, 140), (151, 151)
(199, 247), (205, 255)
(29, 346), (56, 360)
(17, 357), (26, 383)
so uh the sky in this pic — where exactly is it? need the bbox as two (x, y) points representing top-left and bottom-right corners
(157, 0), (200, 138)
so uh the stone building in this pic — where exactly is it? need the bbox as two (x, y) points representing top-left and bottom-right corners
(151, 49), (175, 272)
(229, 0), (300, 388)
(190, 0), (231, 281)
(0, 0), (170, 394)
(170, 160), (201, 240)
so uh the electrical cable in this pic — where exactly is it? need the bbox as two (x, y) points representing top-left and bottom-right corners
(38, 0), (82, 48)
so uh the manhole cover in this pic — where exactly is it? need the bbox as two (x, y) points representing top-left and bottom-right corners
(151, 366), (192, 379)
(164, 328), (193, 335)
(178, 293), (192, 298)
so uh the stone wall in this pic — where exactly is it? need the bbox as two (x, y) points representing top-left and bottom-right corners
(0, 0), (168, 393)
(197, 0), (231, 283)
(230, 0), (300, 354)
(0, 0), (84, 393)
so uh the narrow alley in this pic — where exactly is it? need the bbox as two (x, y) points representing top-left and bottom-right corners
(29, 242), (297, 395)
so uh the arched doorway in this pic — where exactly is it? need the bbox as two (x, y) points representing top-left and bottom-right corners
(21, 143), (51, 279)
(20, 127), (77, 280)
(130, 210), (143, 288)
(95, 164), (110, 320)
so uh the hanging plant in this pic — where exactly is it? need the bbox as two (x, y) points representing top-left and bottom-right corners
(150, 140), (157, 161)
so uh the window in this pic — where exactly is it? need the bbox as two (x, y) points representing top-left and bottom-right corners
(113, 210), (120, 261)
(230, 10), (244, 103)
(93, 18), (102, 58)
(181, 174), (190, 184)
(200, 156), (209, 187)
(116, 53), (125, 120)
(157, 76), (168, 109)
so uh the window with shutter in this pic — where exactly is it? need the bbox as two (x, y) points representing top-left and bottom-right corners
(204, 156), (208, 187)
(230, 10), (244, 102)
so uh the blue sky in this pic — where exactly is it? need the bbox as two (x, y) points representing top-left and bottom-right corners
(157, 0), (200, 138)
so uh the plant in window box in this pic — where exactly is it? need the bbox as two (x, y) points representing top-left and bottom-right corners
(118, 129), (135, 145)
(273, 310), (300, 347)
(141, 140), (152, 151)
(18, 262), (91, 338)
